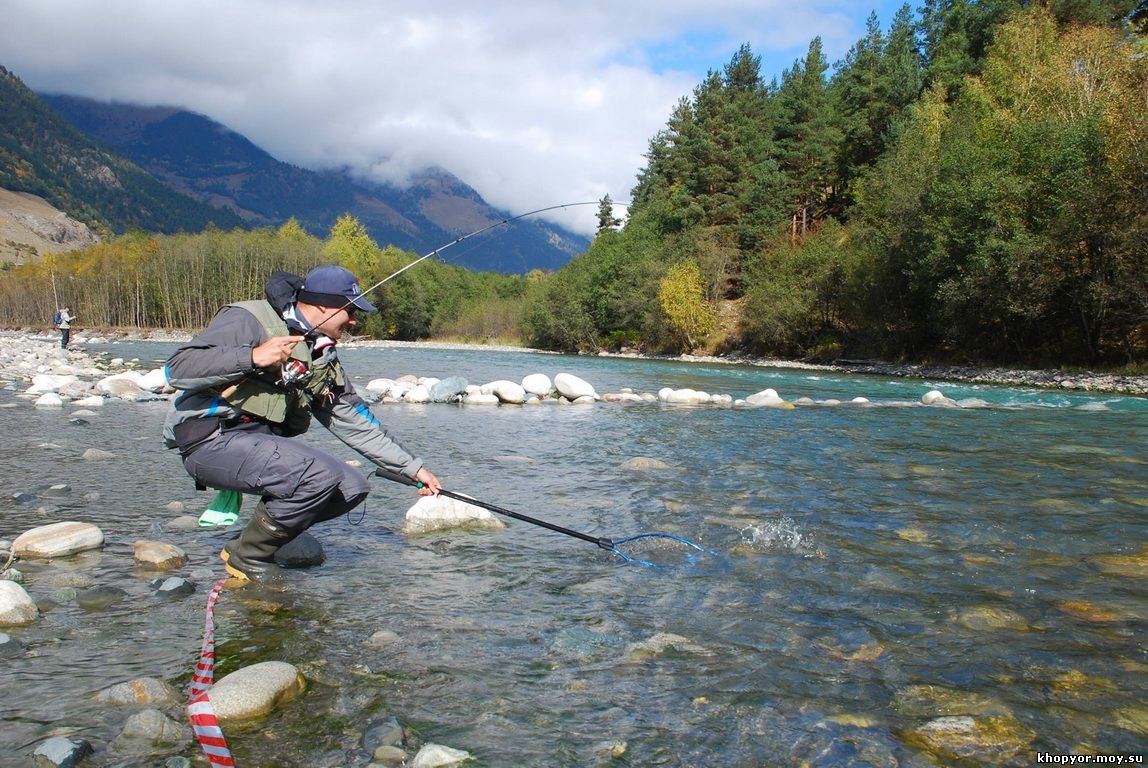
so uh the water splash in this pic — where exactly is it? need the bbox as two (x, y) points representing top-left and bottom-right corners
(739, 516), (811, 554)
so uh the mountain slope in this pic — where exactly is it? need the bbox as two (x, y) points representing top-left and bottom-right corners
(43, 94), (589, 273)
(0, 66), (245, 236)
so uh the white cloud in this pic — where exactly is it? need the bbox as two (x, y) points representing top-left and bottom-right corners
(1, 0), (896, 235)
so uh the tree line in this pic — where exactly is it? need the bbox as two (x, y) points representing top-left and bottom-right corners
(2, 2), (1146, 369)
(0, 217), (531, 343)
(527, 2), (1148, 367)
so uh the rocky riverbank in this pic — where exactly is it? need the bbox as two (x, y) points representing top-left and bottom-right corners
(9, 325), (1148, 398)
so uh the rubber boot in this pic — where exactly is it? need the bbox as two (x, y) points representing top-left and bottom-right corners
(220, 508), (298, 585)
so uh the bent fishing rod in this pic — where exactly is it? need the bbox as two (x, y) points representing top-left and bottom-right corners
(311, 200), (613, 332)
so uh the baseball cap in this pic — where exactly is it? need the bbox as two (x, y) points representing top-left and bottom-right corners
(298, 264), (376, 312)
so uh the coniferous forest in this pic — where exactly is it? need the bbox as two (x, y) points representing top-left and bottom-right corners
(3, 2), (1146, 368)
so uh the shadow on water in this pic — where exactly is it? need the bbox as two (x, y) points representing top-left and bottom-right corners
(1, 341), (1146, 765)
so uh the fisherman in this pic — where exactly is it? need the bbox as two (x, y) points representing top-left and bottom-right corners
(56, 305), (76, 349)
(162, 264), (442, 584)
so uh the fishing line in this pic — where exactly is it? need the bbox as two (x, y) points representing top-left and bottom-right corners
(309, 200), (617, 332)
(374, 469), (718, 567)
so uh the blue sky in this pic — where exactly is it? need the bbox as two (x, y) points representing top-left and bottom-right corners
(2, 1), (916, 235)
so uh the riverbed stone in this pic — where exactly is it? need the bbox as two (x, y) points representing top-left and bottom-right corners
(81, 448), (115, 460)
(402, 495), (505, 534)
(955, 605), (1030, 631)
(367, 629), (400, 649)
(0, 631), (24, 657)
(13, 521), (104, 559)
(77, 585), (128, 610)
(487, 379), (526, 404)
(429, 376), (468, 402)
(111, 708), (190, 753)
(405, 383), (431, 403)
(410, 744), (472, 768)
(32, 736), (92, 768)
(893, 684), (1011, 717)
(554, 372), (596, 400)
(149, 577), (196, 599)
(901, 714), (1035, 764)
(622, 456), (672, 471)
(921, 389), (958, 406)
(96, 677), (181, 706)
(206, 661), (306, 721)
(745, 388), (784, 406)
(0, 581), (37, 625)
(522, 373), (551, 396)
(625, 632), (713, 659)
(275, 532), (325, 568)
(1088, 545), (1148, 578)
(133, 540), (188, 571)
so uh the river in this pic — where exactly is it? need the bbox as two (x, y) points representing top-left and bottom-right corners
(3, 340), (1146, 766)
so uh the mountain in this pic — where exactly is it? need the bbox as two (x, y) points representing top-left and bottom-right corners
(41, 94), (589, 273)
(0, 66), (246, 237)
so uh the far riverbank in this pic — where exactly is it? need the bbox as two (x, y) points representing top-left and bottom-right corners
(12, 325), (1148, 397)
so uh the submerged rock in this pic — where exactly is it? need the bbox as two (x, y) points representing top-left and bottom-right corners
(96, 677), (181, 706)
(901, 714), (1035, 764)
(133, 540), (188, 571)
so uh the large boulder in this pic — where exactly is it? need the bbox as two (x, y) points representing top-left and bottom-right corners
(521, 373), (552, 397)
(554, 373), (597, 400)
(429, 376), (468, 403)
(484, 380), (526, 404)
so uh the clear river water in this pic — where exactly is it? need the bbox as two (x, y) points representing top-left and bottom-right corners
(2, 340), (1146, 767)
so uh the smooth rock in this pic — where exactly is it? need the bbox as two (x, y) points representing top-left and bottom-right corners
(112, 708), (190, 752)
(489, 380), (526, 404)
(206, 661), (305, 721)
(96, 677), (181, 706)
(622, 457), (671, 471)
(32, 736), (92, 768)
(13, 521), (104, 559)
(133, 540), (188, 571)
(403, 495), (506, 534)
(429, 376), (468, 403)
(275, 532), (325, 568)
(554, 372), (597, 400)
(81, 448), (115, 460)
(521, 373), (552, 396)
(0, 581), (38, 625)
(746, 388), (784, 406)
(149, 577), (196, 599)
(77, 585), (128, 610)
(410, 744), (472, 768)
(902, 715), (1035, 764)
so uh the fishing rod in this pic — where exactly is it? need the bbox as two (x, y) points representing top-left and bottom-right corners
(374, 468), (708, 565)
(375, 467), (615, 550)
(311, 200), (612, 331)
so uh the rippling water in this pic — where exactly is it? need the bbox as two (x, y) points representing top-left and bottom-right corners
(2, 341), (1146, 766)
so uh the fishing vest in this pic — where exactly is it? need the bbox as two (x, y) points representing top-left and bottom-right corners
(216, 300), (341, 436)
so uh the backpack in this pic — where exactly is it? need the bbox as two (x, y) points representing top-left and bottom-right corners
(53, 311), (62, 324)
